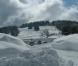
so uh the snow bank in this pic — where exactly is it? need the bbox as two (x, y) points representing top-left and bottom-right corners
(53, 34), (78, 51)
(0, 45), (66, 66)
(0, 33), (30, 57)
(0, 33), (73, 66)
(0, 33), (30, 50)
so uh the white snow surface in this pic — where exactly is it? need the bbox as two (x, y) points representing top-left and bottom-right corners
(52, 34), (78, 66)
(0, 33), (30, 58)
(53, 34), (78, 51)
(0, 33), (72, 66)
(0, 33), (30, 51)
(18, 27), (78, 66)
(18, 26), (61, 39)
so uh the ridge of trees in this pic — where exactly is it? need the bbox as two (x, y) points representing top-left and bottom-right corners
(20, 20), (49, 31)
(0, 26), (19, 36)
(52, 20), (78, 35)
(20, 21), (49, 28)
(0, 20), (78, 36)
(20, 20), (78, 35)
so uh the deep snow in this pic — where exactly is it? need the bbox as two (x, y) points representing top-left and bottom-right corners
(52, 34), (78, 66)
(1, 26), (78, 66)
(0, 33), (73, 66)
(0, 33), (30, 58)
(18, 26), (60, 39)
(53, 34), (78, 51)
(18, 26), (78, 66)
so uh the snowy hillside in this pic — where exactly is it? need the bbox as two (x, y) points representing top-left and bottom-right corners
(18, 26), (60, 39)
(18, 26), (78, 66)
(1, 26), (78, 66)
(0, 0), (78, 65)
(18, 26), (61, 46)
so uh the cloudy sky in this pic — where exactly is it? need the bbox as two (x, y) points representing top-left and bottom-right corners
(0, 0), (78, 27)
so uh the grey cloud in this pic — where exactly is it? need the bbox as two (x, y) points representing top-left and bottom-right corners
(0, 0), (78, 27)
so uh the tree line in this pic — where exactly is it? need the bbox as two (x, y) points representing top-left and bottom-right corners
(0, 20), (78, 37)
(52, 20), (78, 35)
(20, 21), (49, 28)
(20, 20), (78, 35)
(0, 26), (19, 36)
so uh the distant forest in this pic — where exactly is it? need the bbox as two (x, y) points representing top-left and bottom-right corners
(52, 20), (78, 35)
(0, 26), (19, 36)
(0, 20), (78, 36)
(20, 20), (78, 35)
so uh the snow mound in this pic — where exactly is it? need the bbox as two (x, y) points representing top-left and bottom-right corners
(0, 33), (30, 57)
(53, 34), (78, 51)
(0, 33), (27, 46)
(0, 33), (73, 66)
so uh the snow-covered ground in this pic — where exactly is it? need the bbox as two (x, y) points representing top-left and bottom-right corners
(18, 26), (61, 39)
(1, 26), (78, 66)
(18, 26), (61, 45)
(0, 33), (30, 57)
(0, 33), (68, 66)
(56, 50), (78, 66)
(17, 26), (78, 66)
(31, 34), (78, 66)
(52, 34), (78, 66)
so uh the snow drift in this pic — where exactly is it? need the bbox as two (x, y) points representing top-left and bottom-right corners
(0, 33), (29, 49)
(0, 33), (73, 66)
(53, 34), (78, 51)
(0, 33), (30, 57)
(0, 44), (71, 66)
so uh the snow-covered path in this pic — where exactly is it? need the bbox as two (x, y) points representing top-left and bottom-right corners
(52, 34), (78, 66)
(56, 50), (78, 66)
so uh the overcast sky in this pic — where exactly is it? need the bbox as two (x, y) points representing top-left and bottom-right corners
(0, 0), (78, 27)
